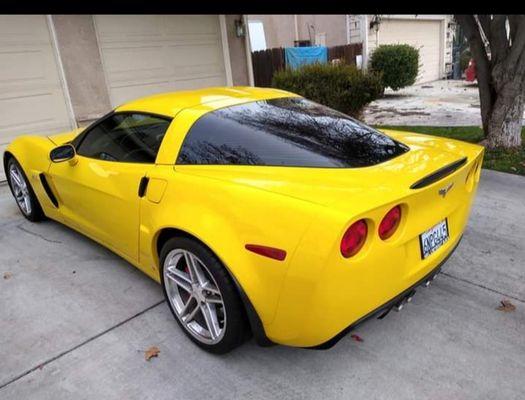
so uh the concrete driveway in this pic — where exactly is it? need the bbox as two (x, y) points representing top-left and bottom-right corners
(0, 170), (524, 400)
(363, 80), (525, 127)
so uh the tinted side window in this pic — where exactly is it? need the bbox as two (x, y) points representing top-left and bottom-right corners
(177, 98), (408, 168)
(76, 113), (171, 163)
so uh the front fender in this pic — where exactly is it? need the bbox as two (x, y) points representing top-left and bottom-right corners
(4, 136), (58, 218)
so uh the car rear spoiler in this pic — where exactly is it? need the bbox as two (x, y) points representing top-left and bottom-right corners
(410, 157), (468, 189)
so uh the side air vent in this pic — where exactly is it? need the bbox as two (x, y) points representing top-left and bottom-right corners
(410, 157), (468, 189)
(39, 173), (59, 208)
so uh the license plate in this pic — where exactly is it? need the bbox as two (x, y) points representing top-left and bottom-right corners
(419, 219), (450, 259)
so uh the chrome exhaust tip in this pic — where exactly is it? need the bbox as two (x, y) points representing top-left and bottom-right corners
(424, 280), (431, 287)
(406, 296), (413, 303)
(395, 303), (404, 312)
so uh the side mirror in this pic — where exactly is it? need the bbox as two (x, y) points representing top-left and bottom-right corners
(50, 144), (76, 163)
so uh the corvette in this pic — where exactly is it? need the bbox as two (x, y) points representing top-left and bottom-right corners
(4, 87), (483, 353)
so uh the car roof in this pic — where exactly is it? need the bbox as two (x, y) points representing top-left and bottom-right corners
(115, 86), (296, 117)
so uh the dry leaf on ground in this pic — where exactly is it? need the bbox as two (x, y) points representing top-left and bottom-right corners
(3, 272), (12, 280)
(145, 346), (160, 361)
(496, 300), (516, 313)
(350, 334), (364, 342)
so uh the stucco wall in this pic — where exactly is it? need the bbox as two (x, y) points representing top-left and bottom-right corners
(51, 15), (111, 123)
(225, 15), (251, 86)
(249, 15), (348, 48)
(250, 15), (296, 48)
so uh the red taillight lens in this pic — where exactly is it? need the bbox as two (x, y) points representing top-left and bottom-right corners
(340, 219), (368, 258)
(378, 205), (402, 240)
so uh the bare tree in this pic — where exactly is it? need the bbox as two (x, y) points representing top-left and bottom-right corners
(455, 15), (525, 148)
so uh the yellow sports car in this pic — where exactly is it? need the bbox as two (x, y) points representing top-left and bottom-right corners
(4, 87), (483, 353)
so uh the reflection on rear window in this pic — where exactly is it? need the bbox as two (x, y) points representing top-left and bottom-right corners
(177, 97), (409, 168)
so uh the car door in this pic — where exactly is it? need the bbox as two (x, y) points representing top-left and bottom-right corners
(48, 112), (172, 262)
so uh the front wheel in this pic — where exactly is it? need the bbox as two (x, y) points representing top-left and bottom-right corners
(6, 157), (44, 222)
(160, 237), (247, 354)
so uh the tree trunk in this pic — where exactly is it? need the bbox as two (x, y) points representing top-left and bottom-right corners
(486, 86), (524, 148)
(454, 15), (525, 149)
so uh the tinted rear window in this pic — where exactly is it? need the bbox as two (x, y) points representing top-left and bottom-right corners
(177, 97), (409, 168)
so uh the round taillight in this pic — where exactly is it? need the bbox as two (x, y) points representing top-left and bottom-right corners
(341, 219), (368, 258)
(378, 205), (402, 240)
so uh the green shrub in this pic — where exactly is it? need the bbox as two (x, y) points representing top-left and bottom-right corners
(369, 44), (419, 90)
(271, 63), (383, 118)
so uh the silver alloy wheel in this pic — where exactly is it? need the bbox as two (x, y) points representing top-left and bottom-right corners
(8, 163), (32, 216)
(163, 249), (226, 344)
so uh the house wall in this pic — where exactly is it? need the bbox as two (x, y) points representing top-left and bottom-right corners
(249, 15), (348, 48)
(250, 15), (296, 48)
(225, 14), (251, 86)
(297, 15), (348, 46)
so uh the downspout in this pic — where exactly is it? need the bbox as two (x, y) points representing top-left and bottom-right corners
(219, 15), (233, 86)
(242, 15), (255, 86)
(346, 15), (350, 44)
(294, 15), (299, 42)
(361, 15), (369, 69)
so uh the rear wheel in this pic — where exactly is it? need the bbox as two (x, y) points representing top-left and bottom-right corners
(160, 237), (247, 354)
(6, 157), (44, 222)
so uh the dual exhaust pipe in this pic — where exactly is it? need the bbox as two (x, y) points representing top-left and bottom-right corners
(394, 273), (437, 312)
(377, 272), (439, 319)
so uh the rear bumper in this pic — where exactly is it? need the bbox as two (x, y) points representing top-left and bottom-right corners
(308, 235), (462, 349)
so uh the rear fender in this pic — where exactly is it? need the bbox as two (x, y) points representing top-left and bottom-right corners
(140, 166), (319, 331)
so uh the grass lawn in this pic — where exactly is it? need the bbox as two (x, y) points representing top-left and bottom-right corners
(376, 125), (525, 176)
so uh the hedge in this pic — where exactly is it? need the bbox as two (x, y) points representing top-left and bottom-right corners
(272, 63), (383, 118)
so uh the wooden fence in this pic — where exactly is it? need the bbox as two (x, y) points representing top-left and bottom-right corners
(251, 43), (363, 87)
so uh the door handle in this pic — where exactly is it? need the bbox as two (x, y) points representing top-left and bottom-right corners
(138, 176), (149, 197)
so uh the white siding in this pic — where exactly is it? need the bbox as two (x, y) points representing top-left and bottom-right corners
(348, 15), (363, 44)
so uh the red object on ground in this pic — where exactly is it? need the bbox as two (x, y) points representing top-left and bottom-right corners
(350, 334), (364, 342)
(465, 58), (477, 82)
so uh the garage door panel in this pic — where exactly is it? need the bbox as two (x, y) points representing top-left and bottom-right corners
(110, 82), (172, 107)
(164, 15), (221, 35)
(103, 48), (166, 80)
(95, 15), (227, 106)
(0, 15), (72, 179)
(0, 50), (51, 82)
(169, 43), (223, 66)
(0, 16), (50, 43)
(0, 93), (70, 134)
(173, 76), (227, 91)
(95, 15), (162, 39)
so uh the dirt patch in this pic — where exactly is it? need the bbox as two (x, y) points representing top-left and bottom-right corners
(367, 106), (431, 117)
(381, 93), (413, 99)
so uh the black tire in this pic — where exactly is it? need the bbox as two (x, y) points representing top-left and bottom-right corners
(5, 156), (45, 222)
(160, 236), (247, 354)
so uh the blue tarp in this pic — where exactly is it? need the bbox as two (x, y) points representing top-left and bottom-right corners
(284, 46), (328, 69)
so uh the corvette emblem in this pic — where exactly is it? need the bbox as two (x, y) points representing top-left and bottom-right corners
(438, 183), (454, 198)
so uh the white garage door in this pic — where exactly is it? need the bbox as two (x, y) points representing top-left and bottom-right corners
(0, 15), (74, 180)
(370, 18), (443, 84)
(94, 15), (228, 107)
